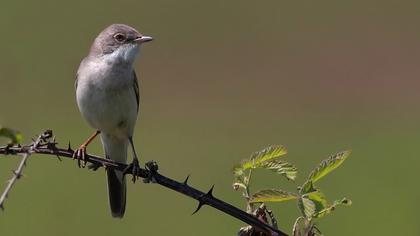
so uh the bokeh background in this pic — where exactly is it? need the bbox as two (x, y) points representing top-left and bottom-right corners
(1, 0), (419, 235)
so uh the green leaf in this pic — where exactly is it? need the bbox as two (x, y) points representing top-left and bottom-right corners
(298, 190), (328, 219)
(313, 197), (352, 218)
(233, 145), (288, 175)
(298, 196), (316, 219)
(261, 160), (297, 181)
(299, 180), (317, 195)
(0, 127), (23, 144)
(250, 145), (288, 163)
(250, 189), (298, 203)
(307, 150), (350, 183)
(306, 190), (327, 212)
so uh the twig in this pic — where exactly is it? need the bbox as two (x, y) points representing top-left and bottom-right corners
(0, 153), (29, 210)
(0, 130), (288, 236)
(0, 130), (53, 210)
(292, 216), (304, 236)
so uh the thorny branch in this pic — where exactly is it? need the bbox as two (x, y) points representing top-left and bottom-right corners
(0, 130), (288, 236)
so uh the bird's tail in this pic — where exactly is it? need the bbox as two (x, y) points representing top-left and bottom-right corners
(101, 133), (128, 218)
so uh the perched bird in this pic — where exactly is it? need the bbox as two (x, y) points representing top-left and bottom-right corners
(74, 24), (152, 218)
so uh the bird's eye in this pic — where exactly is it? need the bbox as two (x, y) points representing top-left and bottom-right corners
(114, 33), (126, 42)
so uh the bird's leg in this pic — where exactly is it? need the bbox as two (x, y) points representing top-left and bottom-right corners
(73, 130), (100, 168)
(123, 137), (141, 183)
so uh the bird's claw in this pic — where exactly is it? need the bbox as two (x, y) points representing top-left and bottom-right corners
(143, 161), (158, 184)
(72, 145), (88, 168)
(123, 158), (141, 183)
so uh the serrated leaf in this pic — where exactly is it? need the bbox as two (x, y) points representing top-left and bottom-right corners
(298, 190), (328, 219)
(0, 127), (23, 144)
(298, 196), (316, 219)
(232, 145), (288, 176)
(313, 197), (352, 218)
(250, 145), (287, 162)
(306, 190), (327, 213)
(244, 145), (288, 169)
(249, 189), (298, 203)
(307, 150), (350, 183)
(261, 160), (297, 181)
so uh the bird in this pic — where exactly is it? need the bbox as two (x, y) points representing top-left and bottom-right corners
(74, 24), (152, 218)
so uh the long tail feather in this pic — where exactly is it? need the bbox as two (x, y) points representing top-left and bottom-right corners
(101, 133), (128, 218)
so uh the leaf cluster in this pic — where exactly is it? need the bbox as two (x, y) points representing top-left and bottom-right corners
(232, 146), (352, 235)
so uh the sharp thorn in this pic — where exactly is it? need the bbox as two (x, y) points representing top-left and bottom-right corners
(0, 204), (4, 211)
(67, 141), (72, 151)
(192, 201), (205, 215)
(183, 175), (190, 185)
(12, 170), (21, 179)
(206, 185), (214, 197)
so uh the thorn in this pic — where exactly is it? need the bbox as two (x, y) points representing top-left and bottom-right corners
(183, 175), (190, 185)
(206, 185), (214, 197)
(12, 171), (22, 179)
(67, 141), (72, 151)
(192, 201), (205, 215)
(0, 204), (4, 211)
(191, 186), (213, 215)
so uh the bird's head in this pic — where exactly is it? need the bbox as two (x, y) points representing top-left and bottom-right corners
(90, 24), (153, 64)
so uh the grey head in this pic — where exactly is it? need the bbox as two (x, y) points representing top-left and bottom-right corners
(89, 24), (152, 64)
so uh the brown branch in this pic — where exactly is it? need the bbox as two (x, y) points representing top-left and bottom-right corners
(0, 130), (288, 236)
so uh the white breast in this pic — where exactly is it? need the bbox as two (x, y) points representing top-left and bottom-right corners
(76, 58), (138, 139)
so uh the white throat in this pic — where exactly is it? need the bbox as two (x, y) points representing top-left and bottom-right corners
(103, 44), (140, 65)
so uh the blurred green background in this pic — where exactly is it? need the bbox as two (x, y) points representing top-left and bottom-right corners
(1, 0), (419, 235)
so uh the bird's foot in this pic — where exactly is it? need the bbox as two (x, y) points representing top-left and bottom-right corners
(72, 145), (88, 168)
(143, 161), (158, 184)
(123, 158), (141, 183)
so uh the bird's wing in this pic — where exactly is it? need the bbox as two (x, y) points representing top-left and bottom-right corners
(133, 71), (140, 112)
(75, 57), (88, 90)
(75, 73), (79, 90)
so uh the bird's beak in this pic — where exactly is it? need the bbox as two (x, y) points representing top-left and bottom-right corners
(135, 35), (153, 43)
